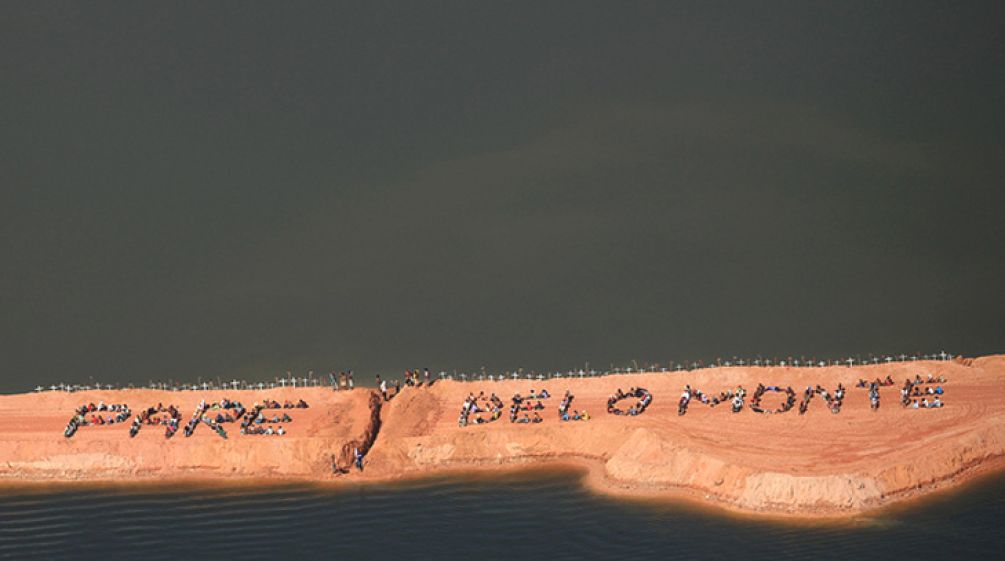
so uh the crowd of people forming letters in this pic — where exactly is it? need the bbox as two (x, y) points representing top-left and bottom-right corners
(459, 388), (597, 426)
(64, 397), (309, 439)
(607, 387), (652, 416)
(851, 374), (943, 410)
(64, 402), (132, 437)
(64, 370), (950, 438)
(453, 372), (948, 424)
(900, 374), (946, 409)
(459, 387), (662, 426)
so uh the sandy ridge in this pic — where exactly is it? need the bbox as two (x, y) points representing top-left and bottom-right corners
(1, 355), (1003, 519)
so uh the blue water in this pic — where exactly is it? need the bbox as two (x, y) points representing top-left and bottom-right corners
(1, 469), (1002, 560)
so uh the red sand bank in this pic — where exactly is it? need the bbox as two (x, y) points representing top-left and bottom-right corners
(2, 356), (1004, 519)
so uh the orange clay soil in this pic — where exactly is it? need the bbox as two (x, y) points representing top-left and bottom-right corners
(2, 356), (1004, 519)
(0, 388), (373, 483)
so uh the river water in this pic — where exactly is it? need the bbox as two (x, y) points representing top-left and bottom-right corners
(1, 469), (1002, 560)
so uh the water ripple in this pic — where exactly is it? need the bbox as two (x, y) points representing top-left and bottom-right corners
(0, 472), (1003, 560)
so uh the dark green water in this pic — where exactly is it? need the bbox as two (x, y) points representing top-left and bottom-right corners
(1, 470), (1002, 560)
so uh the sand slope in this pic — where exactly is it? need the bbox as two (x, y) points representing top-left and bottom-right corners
(363, 356), (1005, 517)
(2, 356), (1004, 518)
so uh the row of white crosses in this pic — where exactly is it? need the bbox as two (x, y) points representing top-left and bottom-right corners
(35, 382), (123, 392)
(656, 352), (951, 372)
(32, 351), (956, 390)
(34, 371), (324, 392)
(433, 351), (955, 383)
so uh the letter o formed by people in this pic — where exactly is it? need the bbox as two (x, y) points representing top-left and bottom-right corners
(749, 385), (796, 414)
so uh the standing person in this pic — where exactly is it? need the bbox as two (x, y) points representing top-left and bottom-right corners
(354, 447), (364, 471)
(379, 377), (388, 401)
(424, 368), (430, 387)
(329, 371), (337, 390)
(348, 371), (354, 390)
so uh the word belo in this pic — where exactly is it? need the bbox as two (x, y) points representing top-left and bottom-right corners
(459, 388), (596, 426)
(63, 397), (309, 439)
